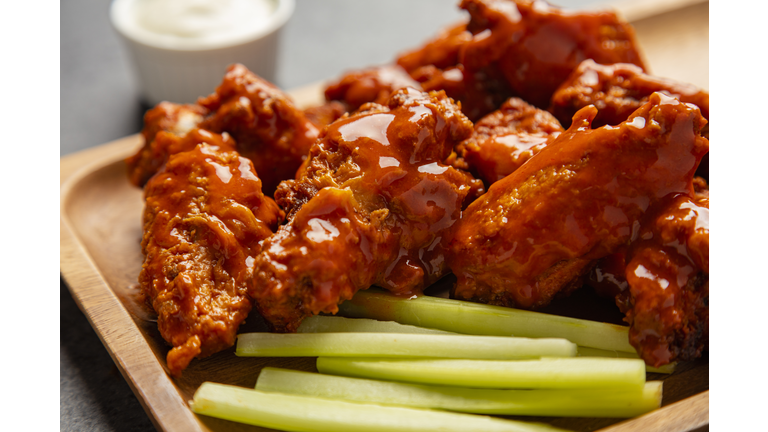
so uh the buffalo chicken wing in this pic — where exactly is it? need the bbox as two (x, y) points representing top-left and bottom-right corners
(139, 142), (282, 376)
(251, 88), (483, 332)
(447, 93), (708, 311)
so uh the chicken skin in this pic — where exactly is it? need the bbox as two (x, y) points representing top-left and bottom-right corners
(447, 93), (708, 310)
(198, 64), (320, 196)
(251, 88), (483, 332)
(456, 97), (564, 187)
(140, 142), (282, 376)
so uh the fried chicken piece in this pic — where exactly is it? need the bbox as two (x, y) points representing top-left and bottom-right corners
(588, 178), (708, 299)
(198, 63), (320, 195)
(456, 97), (564, 186)
(125, 102), (209, 187)
(549, 60), (710, 129)
(620, 188), (709, 367)
(549, 59), (711, 179)
(323, 65), (423, 113)
(459, 0), (646, 109)
(587, 178), (709, 366)
(447, 93), (708, 310)
(140, 141), (282, 376)
(252, 88), (483, 332)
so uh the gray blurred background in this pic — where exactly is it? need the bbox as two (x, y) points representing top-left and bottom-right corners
(61, 1), (599, 431)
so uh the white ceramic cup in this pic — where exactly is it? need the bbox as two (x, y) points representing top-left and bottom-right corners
(110, 0), (294, 105)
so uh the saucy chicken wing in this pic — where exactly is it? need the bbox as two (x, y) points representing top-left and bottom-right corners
(251, 88), (483, 332)
(125, 102), (209, 187)
(550, 59), (711, 179)
(140, 141), (282, 376)
(126, 64), (318, 194)
(198, 63), (320, 195)
(590, 178), (709, 366)
(456, 97), (564, 186)
(549, 59), (710, 129)
(447, 93), (708, 310)
(459, 0), (646, 109)
(621, 189), (709, 367)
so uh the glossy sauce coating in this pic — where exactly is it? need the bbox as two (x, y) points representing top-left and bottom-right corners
(456, 97), (564, 186)
(198, 63), (319, 195)
(140, 142), (281, 376)
(252, 88), (482, 332)
(549, 59), (711, 180)
(619, 183), (709, 366)
(459, 0), (646, 109)
(447, 92), (708, 310)
(125, 101), (209, 187)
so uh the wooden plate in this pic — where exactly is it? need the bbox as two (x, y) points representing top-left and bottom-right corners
(60, 1), (709, 431)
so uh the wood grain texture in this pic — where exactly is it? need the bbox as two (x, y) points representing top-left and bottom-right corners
(60, 1), (709, 431)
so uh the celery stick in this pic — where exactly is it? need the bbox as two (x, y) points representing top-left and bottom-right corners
(577, 346), (676, 374)
(256, 367), (662, 418)
(190, 382), (569, 432)
(316, 357), (646, 389)
(297, 315), (455, 335)
(236, 332), (576, 359)
(296, 315), (674, 374)
(338, 289), (635, 353)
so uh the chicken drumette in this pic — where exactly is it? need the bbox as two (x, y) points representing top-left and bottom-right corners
(126, 64), (319, 195)
(198, 64), (320, 196)
(589, 179), (709, 366)
(447, 93), (708, 311)
(140, 140), (282, 376)
(251, 88), (483, 332)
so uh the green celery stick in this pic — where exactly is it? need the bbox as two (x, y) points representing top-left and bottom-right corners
(190, 382), (569, 432)
(256, 367), (662, 418)
(298, 315), (671, 373)
(316, 356), (646, 389)
(338, 289), (635, 353)
(577, 346), (676, 374)
(297, 315), (455, 335)
(236, 332), (576, 359)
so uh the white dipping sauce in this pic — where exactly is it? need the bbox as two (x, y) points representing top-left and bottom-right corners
(112, 0), (277, 49)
